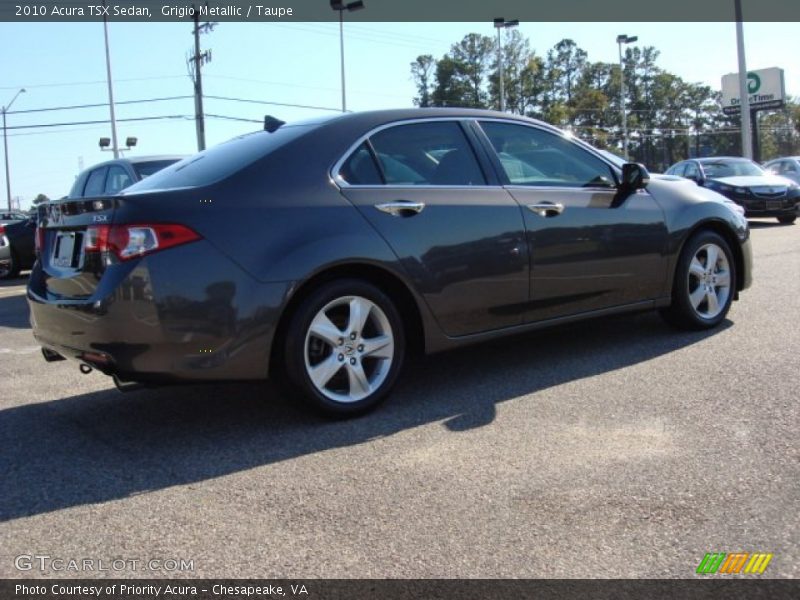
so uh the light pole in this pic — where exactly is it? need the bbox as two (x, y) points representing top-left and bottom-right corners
(494, 18), (519, 112)
(734, 0), (752, 158)
(616, 33), (637, 159)
(2, 88), (25, 211)
(331, 0), (365, 113)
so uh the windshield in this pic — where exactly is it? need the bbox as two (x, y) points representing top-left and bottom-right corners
(133, 159), (182, 180)
(702, 160), (764, 178)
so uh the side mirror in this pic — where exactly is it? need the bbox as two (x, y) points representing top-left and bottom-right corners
(621, 162), (650, 191)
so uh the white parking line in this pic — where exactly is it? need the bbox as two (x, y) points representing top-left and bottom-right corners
(0, 346), (40, 354)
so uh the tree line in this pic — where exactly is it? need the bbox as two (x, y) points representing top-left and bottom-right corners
(411, 33), (800, 170)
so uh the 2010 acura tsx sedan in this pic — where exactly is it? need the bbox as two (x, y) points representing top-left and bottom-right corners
(28, 108), (752, 416)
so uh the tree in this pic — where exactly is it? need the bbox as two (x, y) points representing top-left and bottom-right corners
(411, 55), (435, 107)
(33, 194), (50, 205)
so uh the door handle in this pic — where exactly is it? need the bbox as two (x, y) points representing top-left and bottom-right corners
(375, 201), (426, 217)
(527, 202), (564, 217)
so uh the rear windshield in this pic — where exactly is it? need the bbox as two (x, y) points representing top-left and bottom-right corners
(123, 125), (314, 193)
(133, 160), (181, 180)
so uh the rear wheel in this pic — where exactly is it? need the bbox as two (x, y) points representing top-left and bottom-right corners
(777, 215), (796, 224)
(0, 248), (20, 280)
(660, 231), (736, 330)
(284, 279), (405, 416)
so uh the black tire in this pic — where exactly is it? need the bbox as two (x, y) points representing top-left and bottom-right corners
(0, 248), (20, 280)
(660, 230), (736, 330)
(777, 215), (796, 224)
(284, 279), (406, 417)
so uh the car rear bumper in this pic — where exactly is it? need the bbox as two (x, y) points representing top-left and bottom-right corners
(28, 242), (292, 383)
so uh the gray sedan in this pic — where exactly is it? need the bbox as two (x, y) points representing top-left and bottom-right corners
(29, 109), (752, 416)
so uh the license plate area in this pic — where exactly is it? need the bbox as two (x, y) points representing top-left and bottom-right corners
(766, 200), (783, 211)
(52, 231), (84, 269)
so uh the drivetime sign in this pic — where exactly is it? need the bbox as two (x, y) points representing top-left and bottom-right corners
(721, 67), (786, 114)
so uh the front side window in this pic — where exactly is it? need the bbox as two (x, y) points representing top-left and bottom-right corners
(340, 121), (486, 186)
(479, 121), (615, 188)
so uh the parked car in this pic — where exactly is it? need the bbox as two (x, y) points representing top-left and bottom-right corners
(665, 157), (800, 223)
(763, 156), (800, 186)
(0, 211), (30, 224)
(68, 155), (184, 198)
(0, 215), (36, 279)
(29, 109), (752, 416)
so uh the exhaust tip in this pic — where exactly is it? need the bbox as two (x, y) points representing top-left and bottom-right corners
(79, 363), (93, 374)
(41, 347), (66, 362)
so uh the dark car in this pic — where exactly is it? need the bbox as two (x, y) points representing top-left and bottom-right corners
(665, 157), (800, 224)
(0, 210), (30, 224)
(763, 156), (800, 186)
(28, 109), (752, 416)
(68, 155), (184, 198)
(0, 216), (36, 279)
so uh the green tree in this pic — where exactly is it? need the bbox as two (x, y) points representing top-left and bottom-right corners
(410, 55), (436, 107)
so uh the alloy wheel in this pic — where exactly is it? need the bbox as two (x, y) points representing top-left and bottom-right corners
(686, 243), (731, 320)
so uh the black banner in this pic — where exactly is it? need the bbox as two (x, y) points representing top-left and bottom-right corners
(2, 0), (800, 23)
(2, 579), (800, 600)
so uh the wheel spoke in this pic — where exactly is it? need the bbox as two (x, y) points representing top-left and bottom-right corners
(361, 334), (393, 359)
(348, 297), (372, 335)
(309, 311), (343, 347)
(689, 258), (705, 279)
(705, 245), (719, 272)
(309, 355), (342, 389)
(715, 270), (731, 288)
(706, 288), (719, 315)
(689, 286), (706, 309)
(347, 362), (371, 397)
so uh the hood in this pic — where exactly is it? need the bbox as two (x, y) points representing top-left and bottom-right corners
(710, 174), (793, 188)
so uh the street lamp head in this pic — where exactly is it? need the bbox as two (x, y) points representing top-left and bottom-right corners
(125, 136), (138, 148)
(332, 0), (364, 11)
(505, 20), (519, 28)
(627, 35), (638, 43)
(347, 1), (364, 11)
(99, 137), (111, 148)
(494, 17), (505, 28)
(617, 34), (637, 44)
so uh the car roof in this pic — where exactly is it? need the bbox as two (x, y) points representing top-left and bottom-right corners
(695, 157), (753, 163)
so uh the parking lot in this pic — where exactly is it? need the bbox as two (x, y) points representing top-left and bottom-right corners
(0, 220), (797, 579)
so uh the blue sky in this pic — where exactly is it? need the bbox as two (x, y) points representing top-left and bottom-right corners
(1, 20), (798, 208)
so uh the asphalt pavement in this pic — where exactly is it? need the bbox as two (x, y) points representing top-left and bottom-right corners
(0, 220), (797, 579)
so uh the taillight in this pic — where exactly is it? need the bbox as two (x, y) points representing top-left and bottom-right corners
(35, 225), (44, 255)
(0, 225), (5, 237)
(84, 224), (200, 261)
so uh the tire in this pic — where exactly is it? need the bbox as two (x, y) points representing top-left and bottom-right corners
(0, 248), (20, 280)
(284, 279), (406, 417)
(777, 215), (796, 224)
(660, 231), (736, 330)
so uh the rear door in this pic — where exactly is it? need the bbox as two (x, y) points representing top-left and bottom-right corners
(475, 120), (669, 323)
(336, 119), (529, 337)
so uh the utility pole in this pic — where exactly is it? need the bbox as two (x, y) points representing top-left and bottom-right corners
(2, 88), (25, 211)
(189, 6), (215, 151)
(102, 0), (119, 159)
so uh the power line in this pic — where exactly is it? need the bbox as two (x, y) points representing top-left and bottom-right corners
(205, 95), (343, 113)
(6, 115), (192, 130)
(0, 75), (187, 91)
(6, 96), (194, 115)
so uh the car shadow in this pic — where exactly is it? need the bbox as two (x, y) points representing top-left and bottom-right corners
(747, 219), (791, 228)
(0, 289), (30, 329)
(0, 312), (731, 522)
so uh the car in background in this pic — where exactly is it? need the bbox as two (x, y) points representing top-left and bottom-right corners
(0, 211), (30, 225)
(0, 215), (36, 279)
(29, 108), (752, 416)
(666, 157), (800, 224)
(763, 156), (800, 186)
(68, 155), (184, 198)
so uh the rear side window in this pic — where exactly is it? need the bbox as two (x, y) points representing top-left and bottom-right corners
(339, 143), (383, 185)
(684, 162), (700, 179)
(126, 126), (313, 192)
(338, 121), (487, 187)
(83, 167), (108, 197)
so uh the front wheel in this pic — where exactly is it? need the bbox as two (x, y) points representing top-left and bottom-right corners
(0, 248), (20, 280)
(777, 215), (796, 224)
(660, 231), (736, 330)
(284, 279), (405, 416)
